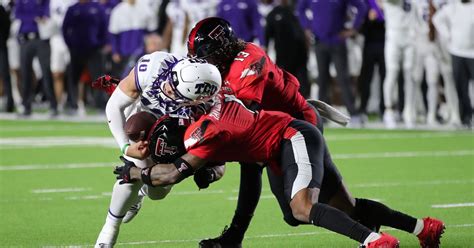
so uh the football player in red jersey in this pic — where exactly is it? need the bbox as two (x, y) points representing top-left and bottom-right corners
(114, 75), (444, 248)
(187, 17), (325, 247)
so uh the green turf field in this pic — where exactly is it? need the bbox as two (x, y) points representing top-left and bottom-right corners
(0, 119), (473, 247)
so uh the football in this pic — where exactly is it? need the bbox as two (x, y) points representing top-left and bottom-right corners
(124, 111), (158, 142)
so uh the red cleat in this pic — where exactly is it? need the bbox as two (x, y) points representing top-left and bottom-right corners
(366, 233), (400, 248)
(417, 217), (445, 248)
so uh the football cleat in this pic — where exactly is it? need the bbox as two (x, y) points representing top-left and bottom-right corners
(122, 195), (144, 223)
(363, 233), (399, 248)
(417, 217), (445, 248)
(95, 227), (119, 248)
(383, 109), (397, 129)
(199, 226), (242, 248)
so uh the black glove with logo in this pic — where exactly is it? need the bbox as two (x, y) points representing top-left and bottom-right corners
(113, 156), (137, 184)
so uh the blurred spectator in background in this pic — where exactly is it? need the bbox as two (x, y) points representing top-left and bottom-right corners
(357, 0), (385, 120)
(163, 0), (217, 57)
(49, 0), (76, 110)
(217, 0), (264, 45)
(297, 0), (367, 123)
(63, 0), (107, 114)
(108, 0), (157, 78)
(15, 0), (58, 117)
(380, 0), (416, 129)
(433, 0), (474, 128)
(411, 0), (461, 127)
(0, 2), (13, 112)
(265, 0), (311, 98)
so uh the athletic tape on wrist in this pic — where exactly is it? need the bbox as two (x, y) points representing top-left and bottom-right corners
(121, 144), (130, 154)
(173, 158), (194, 178)
(141, 166), (154, 186)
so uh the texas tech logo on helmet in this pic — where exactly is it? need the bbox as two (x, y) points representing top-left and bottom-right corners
(208, 25), (225, 41)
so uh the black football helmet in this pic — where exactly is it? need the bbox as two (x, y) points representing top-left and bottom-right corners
(187, 17), (238, 70)
(147, 115), (187, 163)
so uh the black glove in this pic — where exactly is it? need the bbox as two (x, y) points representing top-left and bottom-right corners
(193, 167), (217, 189)
(113, 156), (137, 184)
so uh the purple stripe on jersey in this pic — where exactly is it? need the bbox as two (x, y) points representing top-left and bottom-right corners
(134, 65), (142, 92)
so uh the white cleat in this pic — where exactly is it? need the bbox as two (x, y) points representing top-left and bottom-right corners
(95, 227), (119, 248)
(383, 109), (397, 129)
(123, 195), (144, 223)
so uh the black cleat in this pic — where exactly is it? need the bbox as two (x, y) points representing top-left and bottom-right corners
(199, 226), (242, 248)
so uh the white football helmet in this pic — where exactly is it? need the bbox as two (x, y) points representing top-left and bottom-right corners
(169, 59), (222, 105)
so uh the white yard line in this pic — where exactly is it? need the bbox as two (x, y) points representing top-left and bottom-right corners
(432, 203), (474, 208)
(325, 132), (472, 141)
(332, 150), (474, 160)
(32, 188), (90, 194)
(2, 149), (473, 171)
(0, 162), (116, 171)
(0, 125), (105, 132)
(44, 223), (473, 247)
(0, 137), (116, 149)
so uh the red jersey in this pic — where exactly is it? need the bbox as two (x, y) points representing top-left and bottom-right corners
(184, 94), (294, 163)
(224, 43), (317, 125)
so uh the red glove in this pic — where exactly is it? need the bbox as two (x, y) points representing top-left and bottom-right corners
(92, 75), (120, 96)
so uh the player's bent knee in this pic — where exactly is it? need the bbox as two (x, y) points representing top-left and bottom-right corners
(146, 185), (172, 200)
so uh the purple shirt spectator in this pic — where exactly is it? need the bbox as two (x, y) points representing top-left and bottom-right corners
(368, 0), (384, 22)
(15, 0), (50, 35)
(62, 1), (107, 53)
(296, 0), (367, 44)
(217, 0), (264, 45)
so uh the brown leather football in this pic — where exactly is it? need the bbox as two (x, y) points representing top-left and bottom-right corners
(124, 111), (157, 142)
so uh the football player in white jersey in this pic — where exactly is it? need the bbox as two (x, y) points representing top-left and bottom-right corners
(411, 0), (461, 127)
(95, 53), (223, 247)
(163, 0), (217, 57)
(380, 0), (416, 128)
(49, 0), (77, 107)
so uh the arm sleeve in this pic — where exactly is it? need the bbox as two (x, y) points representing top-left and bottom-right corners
(105, 86), (137, 150)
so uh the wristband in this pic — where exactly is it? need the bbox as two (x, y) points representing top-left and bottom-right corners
(121, 144), (130, 154)
(141, 166), (154, 186)
(173, 158), (194, 178)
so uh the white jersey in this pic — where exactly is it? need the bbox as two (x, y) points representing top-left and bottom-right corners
(413, 0), (447, 41)
(382, 0), (416, 39)
(109, 2), (157, 35)
(49, 0), (77, 35)
(166, 0), (217, 56)
(134, 51), (188, 117)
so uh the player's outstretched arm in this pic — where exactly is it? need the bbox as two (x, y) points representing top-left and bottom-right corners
(105, 69), (140, 155)
(116, 153), (207, 186)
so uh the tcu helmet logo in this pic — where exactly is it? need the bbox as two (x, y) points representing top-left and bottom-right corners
(155, 137), (178, 157)
(195, 82), (217, 96)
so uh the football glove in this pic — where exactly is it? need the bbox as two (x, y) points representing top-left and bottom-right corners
(113, 156), (137, 184)
(92, 75), (119, 96)
(193, 167), (217, 189)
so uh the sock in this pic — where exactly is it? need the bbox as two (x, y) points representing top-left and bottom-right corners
(310, 203), (373, 243)
(412, 219), (424, 236)
(363, 232), (381, 246)
(354, 198), (417, 233)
